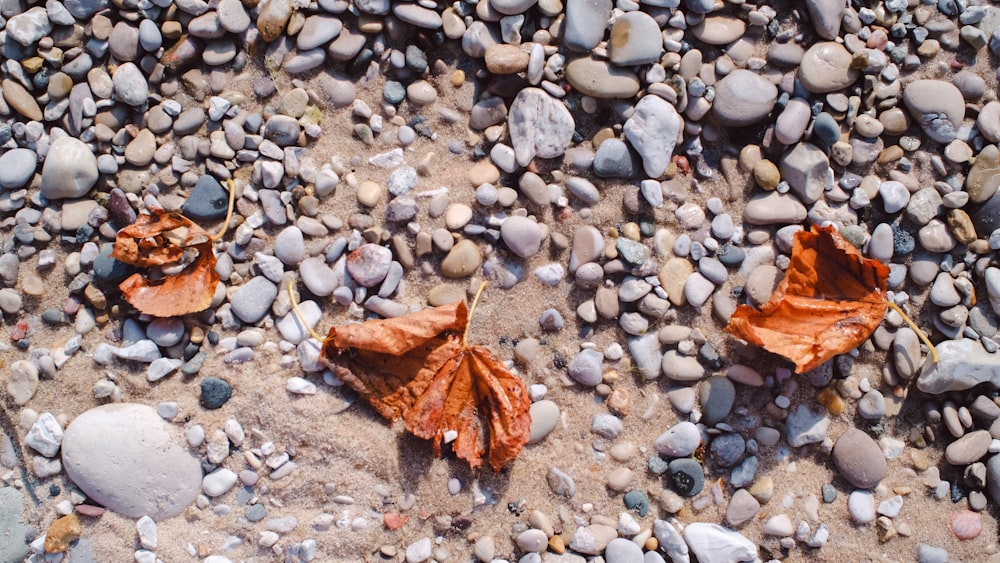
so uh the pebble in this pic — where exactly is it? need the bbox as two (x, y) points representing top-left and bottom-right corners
(500, 216), (542, 258)
(786, 405), (830, 447)
(200, 377), (232, 409)
(780, 142), (830, 204)
(798, 42), (859, 93)
(230, 277), (278, 323)
(624, 95), (681, 178)
(699, 376), (735, 426)
(848, 490), (876, 524)
(61, 404), (201, 519)
(832, 429), (887, 489)
(945, 430), (991, 465)
(726, 488), (760, 527)
(711, 70), (778, 127)
(440, 239), (481, 278)
(565, 57), (640, 99)
(346, 244), (392, 287)
(950, 510), (982, 540)
(902, 80), (965, 143)
(507, 88), (575, 167)
(568, 349), (603, 386)
(668, 458), (704, 497)
(528, 400), (559, 444)
(203, 468), (239, 497)
(182, 175), (230, 220)
(604, 537), (644, 563)
(40, 137), (99, 200)
(683, 523), (757, 563)
(0, 149), (37, 189)
(654, 421), (701, 458)
(609, 12), (663, 65)
(7, 360), (39, 405)
(568, 524), (617, 555)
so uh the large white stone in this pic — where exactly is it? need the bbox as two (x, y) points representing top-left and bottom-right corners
(40, 137), (99, 200)
(61, 403), (202, 519)
(507, 88), (575, 166)
(683, 523), (760, 563)
(624, 95), (681, 178)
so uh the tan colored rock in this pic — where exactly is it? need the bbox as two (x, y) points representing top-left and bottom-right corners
(44, 514), (82, 553)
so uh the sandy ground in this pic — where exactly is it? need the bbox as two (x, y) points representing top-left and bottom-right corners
(3, 23), (1000, 563)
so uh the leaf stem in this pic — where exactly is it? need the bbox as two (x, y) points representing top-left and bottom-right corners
(887, 301), (939, 364)
(210, 179), (237, 241)
(464, 281), (489, 346)
(288, 280), (325, 342)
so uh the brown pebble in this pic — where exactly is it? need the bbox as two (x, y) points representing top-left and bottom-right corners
(607, 388), (631, 416)
(877, 145), (904, 164)
(44, 514), (82, 553)
(84, 284), (107, 310)
(450, 70), (465, 87)
(548, 535), (566, 554)
(815, 387), (845, 415)
(946, 209), (977, 244)
(753, 159), (780, 190)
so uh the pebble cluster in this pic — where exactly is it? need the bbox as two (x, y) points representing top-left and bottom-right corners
(1, 0), (1000, 561)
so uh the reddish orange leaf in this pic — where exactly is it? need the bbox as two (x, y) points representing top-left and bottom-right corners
(725, 224), (890, 373)
(321, 298), (531, 472)
(111, 209), (220, 317)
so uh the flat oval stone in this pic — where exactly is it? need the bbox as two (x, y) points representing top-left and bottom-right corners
(967, 145), (1000, 203)
(798, 42), (860, 94)
(346, 244), (392, 287)
(832, 428), (887, 489)
(711, 69), (778, 126)
(565, 57), (640, 99)
(61, 403), (202, 519)
(902, 79), (965, 143)
(441, 239), (482, 278)
(608, 11), (663, 65)
(691, 16), (746, 46)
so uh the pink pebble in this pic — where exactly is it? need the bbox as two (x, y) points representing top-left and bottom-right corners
(950, 509), (982, 540)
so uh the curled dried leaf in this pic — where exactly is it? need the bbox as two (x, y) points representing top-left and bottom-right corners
(726, 225), (890, 373)
(315, 287), (531, 471)
(112, 209), (220, 317)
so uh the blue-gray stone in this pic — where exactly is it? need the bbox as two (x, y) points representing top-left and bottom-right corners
(699, 376), (735, 426)
(183, 175), (230, 220)
(0, 487), (30, 563)
(668, 458), (704, 497)
(383, 81), (405, 104)
(812, 112), (840, 147)
(200, 377), (232, 409)
(593, 139), (640, 178)
(230, 276), (278, 324)
(92, 245), (132, 282)
(246, 504), (267, 522)
(709, 433), (746, 468)
(624, 490), (649, 516)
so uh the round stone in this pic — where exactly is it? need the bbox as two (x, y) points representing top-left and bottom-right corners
(200, 377), (232, 410)
(832, 428), (887, 489)
(500, 216), (542, 258)
(798, 42), (860, 94)
(346, 244), (392, 287)
(902, 80), (966, 143)
(654, 421), (702, 458)
(40, 137), (99, 200)
(565, 57), (641, 99)
(711, 70), (778, 126)
(668, 458), (705, 497)
(61, 404), (202, 519)
(440, 239), (481, 278)
(699, 376), (735, 426)
(528, 400), (559, 444)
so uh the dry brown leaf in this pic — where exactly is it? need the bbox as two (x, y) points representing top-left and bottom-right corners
(111, 209), (220, 317)
(318, 294), (531, 471)
(725, 224), (890, 373)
